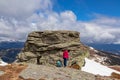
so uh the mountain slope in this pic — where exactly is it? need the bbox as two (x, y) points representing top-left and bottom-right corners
(88, 46), (120, 66)
(82, 58), (120, 76)
(0, 42), (24, 63)
(0, 41), (24, 50)
(0, 60), (120, 80)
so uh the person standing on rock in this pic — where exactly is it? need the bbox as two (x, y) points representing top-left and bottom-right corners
(63, 50), (69, 67)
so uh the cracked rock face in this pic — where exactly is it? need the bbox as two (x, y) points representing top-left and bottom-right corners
(17, 30), (89, 68)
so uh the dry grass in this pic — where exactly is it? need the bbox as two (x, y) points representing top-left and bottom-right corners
(69, 64), (80, 70)
(109, 66), (120, 72)
(0, 63), (34, 80)
(111, 72), (120, 79)
(0, 64), (25, 80)
(39, 78), (46, 80)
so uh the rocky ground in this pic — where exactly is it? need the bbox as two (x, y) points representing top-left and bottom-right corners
(0, 63), (119, 80)
(109, 66), (120, 72)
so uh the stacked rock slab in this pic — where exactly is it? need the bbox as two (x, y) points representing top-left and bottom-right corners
(17, 30), (89, 69)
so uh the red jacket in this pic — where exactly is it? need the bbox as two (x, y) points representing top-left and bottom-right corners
(63, 50), (69, 59)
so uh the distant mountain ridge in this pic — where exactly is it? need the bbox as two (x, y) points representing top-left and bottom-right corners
(86, 43), (120, 55)
(0, 42), (24, 63)
(0, 41), (24, 50)
(88, 47), (120, 66)
(1, 48), (22, 63)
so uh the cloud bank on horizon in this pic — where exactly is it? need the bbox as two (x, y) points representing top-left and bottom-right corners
(0, 0), (120, 44)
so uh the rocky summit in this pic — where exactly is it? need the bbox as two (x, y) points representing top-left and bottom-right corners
(17, 30), (89, 68)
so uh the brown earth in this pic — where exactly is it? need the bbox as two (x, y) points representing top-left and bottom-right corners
(109, 66), (120, 79)
(0, 63), (29, 80)
(109, 66), (120, 72)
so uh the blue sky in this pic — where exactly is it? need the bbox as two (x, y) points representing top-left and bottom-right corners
(0, 0), (120, 44)
(53, 0), (120, 20)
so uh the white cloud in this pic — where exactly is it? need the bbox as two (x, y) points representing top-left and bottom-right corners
(92, 14), (120, 27)
(0, 0), (120, 44)
(60, 11), (77, 22)
(0, 0), (52, 19)
(79, 21), (118, 43)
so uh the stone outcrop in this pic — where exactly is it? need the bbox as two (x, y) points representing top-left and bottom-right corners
(17, 30), (89, 68)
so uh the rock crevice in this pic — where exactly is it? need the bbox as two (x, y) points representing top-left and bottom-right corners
(17, 30), (89, 68)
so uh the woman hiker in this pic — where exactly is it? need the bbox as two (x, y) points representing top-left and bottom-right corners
(63, 49), (69, 67)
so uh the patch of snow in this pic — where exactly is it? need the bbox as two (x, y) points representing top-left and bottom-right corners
(81, 58), (120, 76)
(0, 60), (8, 66)
(89, 47), (98, 53)
(94, 50), (98, 53)
(95, 57), (107, 63)
(89, 47), (94, 50)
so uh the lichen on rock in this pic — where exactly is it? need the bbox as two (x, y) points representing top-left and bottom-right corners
(17, 30), (89, 69)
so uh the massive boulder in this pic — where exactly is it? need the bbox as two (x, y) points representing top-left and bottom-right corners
(17, 30), (89, 68)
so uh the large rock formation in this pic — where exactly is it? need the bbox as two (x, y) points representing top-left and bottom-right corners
(17, 30), (89, 68)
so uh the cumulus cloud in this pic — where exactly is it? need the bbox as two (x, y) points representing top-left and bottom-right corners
(0, 0), (120, 44)
(78, 15), (120, 43)
(0, 0), (52, 19)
